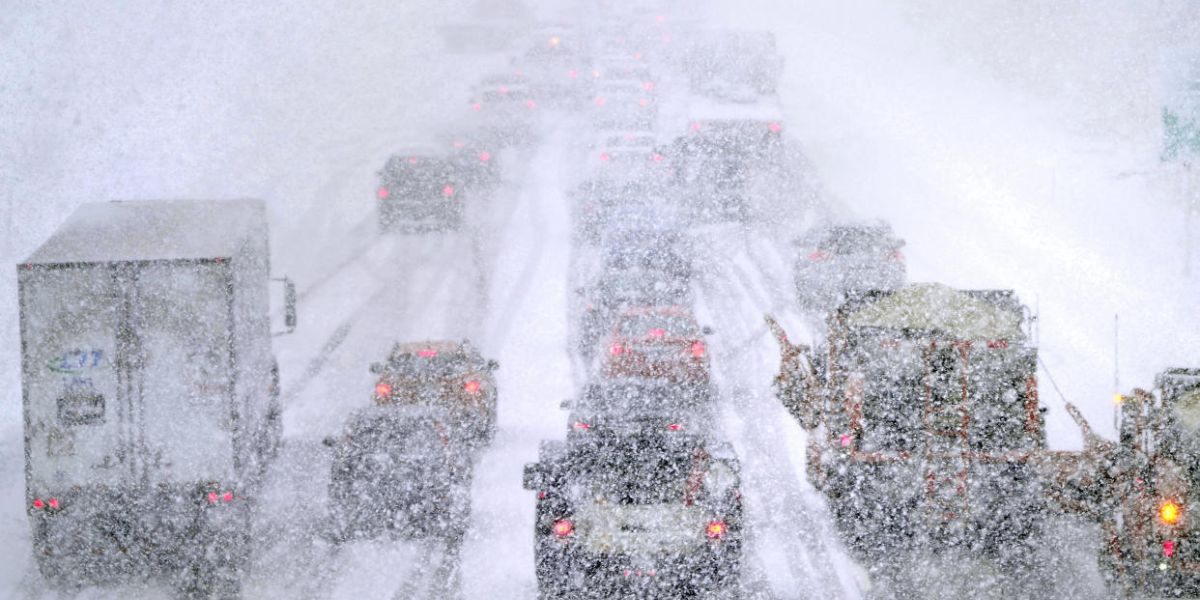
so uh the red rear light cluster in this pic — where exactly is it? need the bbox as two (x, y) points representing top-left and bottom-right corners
(666, 423), (683, 431)
(442, 184), (456, 198)
(595, 97), (607, 107)
(377, 186), (390, 200)
(206, 490), (236, 505)
(599, 152), (611, 162)
(706, 520), (727, 540)
(552, 519), (574, 537)
(32, 497), (61, 512)
(573, 421), (591, 431)
(887, 250), (905, 262)
(464, 380), (481, 394)
(648, 328), (665, 338)
(986, 339), (1009, 349)
(808, 251), (830, 261)
(691, 341), (706, 358)
(1165, 540), (1177, 558)
(375, 382), (393, 398)
(479, 151), (491, 162)
(418, 348), (438, 358)
(610, 343), (624, 356)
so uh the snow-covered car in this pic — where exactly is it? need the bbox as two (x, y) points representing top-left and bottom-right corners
(591, 79), (658, 132)
(324, 405), (471, 542)
(602, 306), (711, 385)
(669, 118), (783, 223)
(376, 151), (467, 232)
(512, 28), (594, 106)
(684, 28), (782, 99)
(792, 221), (906, 312)
(468, 73), (540, 146)
(575, 265), (693, 358)
(523, 434), (742, 599)
(371, 340), (499, 446)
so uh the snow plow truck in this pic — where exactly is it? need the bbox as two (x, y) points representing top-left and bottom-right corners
(766, 283), (1104, 591)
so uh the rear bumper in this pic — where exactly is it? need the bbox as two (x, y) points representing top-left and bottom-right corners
(29, 486), (250, 582)
(537, 543), (740, 596)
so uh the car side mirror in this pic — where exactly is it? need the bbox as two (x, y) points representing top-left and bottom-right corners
(575, 287), (586, 296)
(560, 398), (573, 410)
(522, 463), (544, 490)
(486, 359), (500, 372)
(701, 326), (714, 336)
(369, 362), (384, 375)
(321, 436), (337, 448)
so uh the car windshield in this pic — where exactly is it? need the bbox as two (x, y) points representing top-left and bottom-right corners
(616, 312), (697, 337)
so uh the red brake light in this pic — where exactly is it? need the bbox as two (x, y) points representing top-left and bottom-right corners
(499, 86), (509, 95)
(888, 250), (904, 262)
(808, 251), (830, 261)
(222, 491), (234, 503)
(375, 382), (393, 398)
(377, 186), (390, 200)
(691, 341), (706, 358)
(418, 348), (438, 358)
(667, 423), (683, 431)
(651, 153), (663, 163)
(552, 519), (574, 537)
(599, 152), (611, 162)
(986, 339), (1009, 349)
(648, 328), (665, 338)
(767, 122), (781, 133)
(595, 97), (606, 107)
(638, 98), (650, 107)
(526, 99), (537, 110)
(690, 121), (702, 132)
(443, 184), (456, 198)
(464, 380), (481, 394)
(207, 492), (219, 504)
(839, 433), (853, 447)
(479, 151), (491, 162)
(642, 81), (655, 91)
(568, 69), (578, 79)
(1165, 540), (1177, 557)
(573, 422), (591, 431)
(472, 103), (482, 111)
(48, 497), (59, 510)
(610, 343), (624, 356)
(452, 140), (465, 149)
(706, 520), (727, 539)
(408, 157), (418, 164)
(32, 498), (45, 510)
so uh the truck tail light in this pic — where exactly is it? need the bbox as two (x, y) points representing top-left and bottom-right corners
(1161, 500), (1182, 526)
(32, 498), (45, 510)
(377, 186), (390, 200)
(610, 343), (624, 356)
(706, 520), (726, 540)
(1165, 540), (1177, 557)
(808, 251), (830, 261)
(464, 380), (481, 394)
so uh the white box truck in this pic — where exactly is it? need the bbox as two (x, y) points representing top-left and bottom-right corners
(18, 199), (294, 596)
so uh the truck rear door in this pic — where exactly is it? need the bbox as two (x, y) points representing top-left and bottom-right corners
(134, 261), (235, 487)
(21, 265), (128, 491)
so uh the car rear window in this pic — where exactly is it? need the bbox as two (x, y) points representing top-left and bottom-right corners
(616, 312), (697, 337)
(387, 351), (474, 378)
(819, 228), (894, 254)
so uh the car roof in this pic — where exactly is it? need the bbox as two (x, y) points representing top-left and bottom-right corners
(389, 340), (474, 356)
